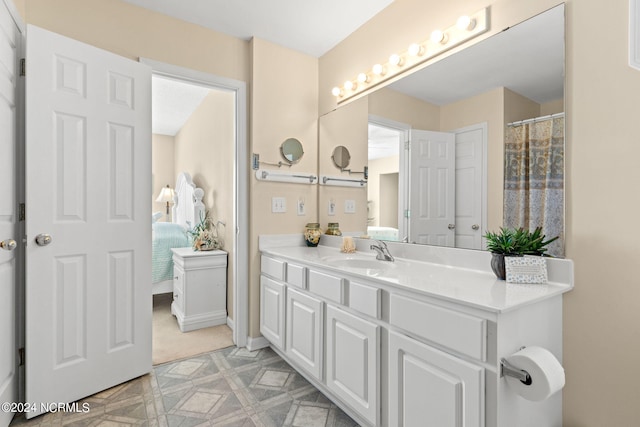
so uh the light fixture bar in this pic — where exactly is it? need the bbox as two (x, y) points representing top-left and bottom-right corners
(333, 7), (489, 103)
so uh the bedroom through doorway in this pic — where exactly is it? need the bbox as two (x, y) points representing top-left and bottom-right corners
(150, 71), (237, 365)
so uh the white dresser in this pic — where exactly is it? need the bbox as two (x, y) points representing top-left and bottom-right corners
(171, 248), (227, 332)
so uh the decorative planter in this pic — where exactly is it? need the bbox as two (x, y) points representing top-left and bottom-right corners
(304, 223), (322, 247)
(490, 253), (506, 280)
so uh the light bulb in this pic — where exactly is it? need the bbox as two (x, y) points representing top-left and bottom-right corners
(456, 15), (475, 30)
(372, 63), (386, 76)
(344, 80), (355, 91)
(357, 73), (369, 84)
(408, 43), (424, 56)
(430, 30), (448, 44)
(389, 53), (404, 66)
(331, 86), (342, 97)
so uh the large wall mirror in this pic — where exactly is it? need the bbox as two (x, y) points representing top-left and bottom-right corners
(318, 4), (565, 257)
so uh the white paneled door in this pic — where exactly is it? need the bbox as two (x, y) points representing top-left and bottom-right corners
(408, 129), (455, 246)
(25, 25), (151, 417)
(0, 3), (21, 427)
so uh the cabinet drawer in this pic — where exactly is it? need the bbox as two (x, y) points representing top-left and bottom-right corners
(286, 263), (307, 289)
(308, 269), (344, 304)
(173, 267), (184, 293)
(261, 255), (285, 281)
(348, 281), (381, 319)
(389, 294), (486, 361)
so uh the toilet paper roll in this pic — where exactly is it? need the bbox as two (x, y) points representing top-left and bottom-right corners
(504, 346), (565, 401)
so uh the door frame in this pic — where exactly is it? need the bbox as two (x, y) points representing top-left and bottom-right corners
(2, 0), (25, 416)
(368, 115), (410, 241)
(141, 58), (248, 348)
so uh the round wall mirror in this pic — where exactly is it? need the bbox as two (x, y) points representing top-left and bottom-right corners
(331, 146), (351, 169)
(280, 138), (304, 164)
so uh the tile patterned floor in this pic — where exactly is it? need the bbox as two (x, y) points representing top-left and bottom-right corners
(10, 346), (360, 427)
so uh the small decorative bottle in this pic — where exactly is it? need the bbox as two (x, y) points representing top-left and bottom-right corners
(304, 223), (322, 247)
(325, 222), (342, 236)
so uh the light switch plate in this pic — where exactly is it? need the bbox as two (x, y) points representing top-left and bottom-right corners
(328, 200), (336, 216)
(345, 199), (356, 214)
(272, 197), (286, 213)
(297, 199), (305, 216)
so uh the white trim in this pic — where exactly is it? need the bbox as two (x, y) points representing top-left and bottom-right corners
(226, 316), (235, 331)
(246, 335), (271, 352)
(140, 58), (249, 348)
(631, 0), (640, 70)
(2, 0), (25, 32)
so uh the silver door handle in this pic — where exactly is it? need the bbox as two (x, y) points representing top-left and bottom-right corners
(448, 224), (455, 230)
(35, 234), (52, 246)
(472, 224), (480, 230)
(0, 239), (16, 251)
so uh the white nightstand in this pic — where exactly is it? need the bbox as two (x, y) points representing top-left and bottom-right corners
(171, 247), (227, 332)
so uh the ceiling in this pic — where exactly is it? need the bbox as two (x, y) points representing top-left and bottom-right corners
(152, 76), (212, 136)
(122, 0), (394, 58)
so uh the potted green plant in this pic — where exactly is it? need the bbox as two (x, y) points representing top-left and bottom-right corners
(484, 227), (558, 280)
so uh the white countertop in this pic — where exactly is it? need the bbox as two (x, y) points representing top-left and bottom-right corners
(260, 240), (573, 314)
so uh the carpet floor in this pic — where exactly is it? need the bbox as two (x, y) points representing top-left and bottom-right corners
(152, 293), (234, 365)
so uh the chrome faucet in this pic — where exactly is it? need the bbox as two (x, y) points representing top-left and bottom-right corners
(370, 240), (394, 262)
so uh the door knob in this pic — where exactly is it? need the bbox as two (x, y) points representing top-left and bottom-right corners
(448, 224), (455, 230)
(472, 224), (480, 230)
(0, 239), (16, 251)
(35, 234), (52, 246)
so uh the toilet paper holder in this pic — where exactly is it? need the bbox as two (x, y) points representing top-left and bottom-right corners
(501, 356), (532, 385)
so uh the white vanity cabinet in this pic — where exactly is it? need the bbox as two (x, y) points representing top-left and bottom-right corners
(259, 275), (285, 350)
(259, 245), (572, 427)
(388, 330), (484, 427)
(286, 287), (324, 380)
(326, 304), (379, 426)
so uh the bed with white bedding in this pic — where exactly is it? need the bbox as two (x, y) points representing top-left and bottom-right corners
(152, 172), (205, 294)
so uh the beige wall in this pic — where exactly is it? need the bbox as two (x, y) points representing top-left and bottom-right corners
(368, 155), (400, 228)
(540, 98), (565, 116)
(174, 90), (236, 318)
(318, 96), (368, 232)
(369, 87), (440, 129)
(321, 1), (640, 426)
(250, 38), (319, 336)
(151, 134), (175, 220)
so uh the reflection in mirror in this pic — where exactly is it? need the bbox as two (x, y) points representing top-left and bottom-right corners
(280, 138), (304, 164)
(331, 146), (351, 169)
(319, 4), (565, 256)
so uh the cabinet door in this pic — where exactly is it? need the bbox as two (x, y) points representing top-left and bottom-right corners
(389, 331), (484, 427)
(326, 305), (379, 426)
(286, 287), (323, 380)
(260, 275), (286, 350)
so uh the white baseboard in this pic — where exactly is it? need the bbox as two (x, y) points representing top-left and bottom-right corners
(226, 316), (234, 331)
(246, 335), (270, 352)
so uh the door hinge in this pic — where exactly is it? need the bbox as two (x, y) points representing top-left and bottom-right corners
(404, 140), (410, 150)
(18, 347), (25, 366)
(404, 209), (410, 218)
(19, 203), (25, 221)
(20, 58), (25, 77)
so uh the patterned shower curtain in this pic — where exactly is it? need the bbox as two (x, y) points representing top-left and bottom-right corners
(504, 116), (564, 257)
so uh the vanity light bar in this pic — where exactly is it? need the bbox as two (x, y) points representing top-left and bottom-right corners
(332, 8), (489, 103)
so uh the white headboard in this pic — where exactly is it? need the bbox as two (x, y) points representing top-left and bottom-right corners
(172, 172), (205, 230)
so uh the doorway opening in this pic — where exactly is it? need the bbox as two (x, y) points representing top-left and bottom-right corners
(146, 60), (248, 364)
